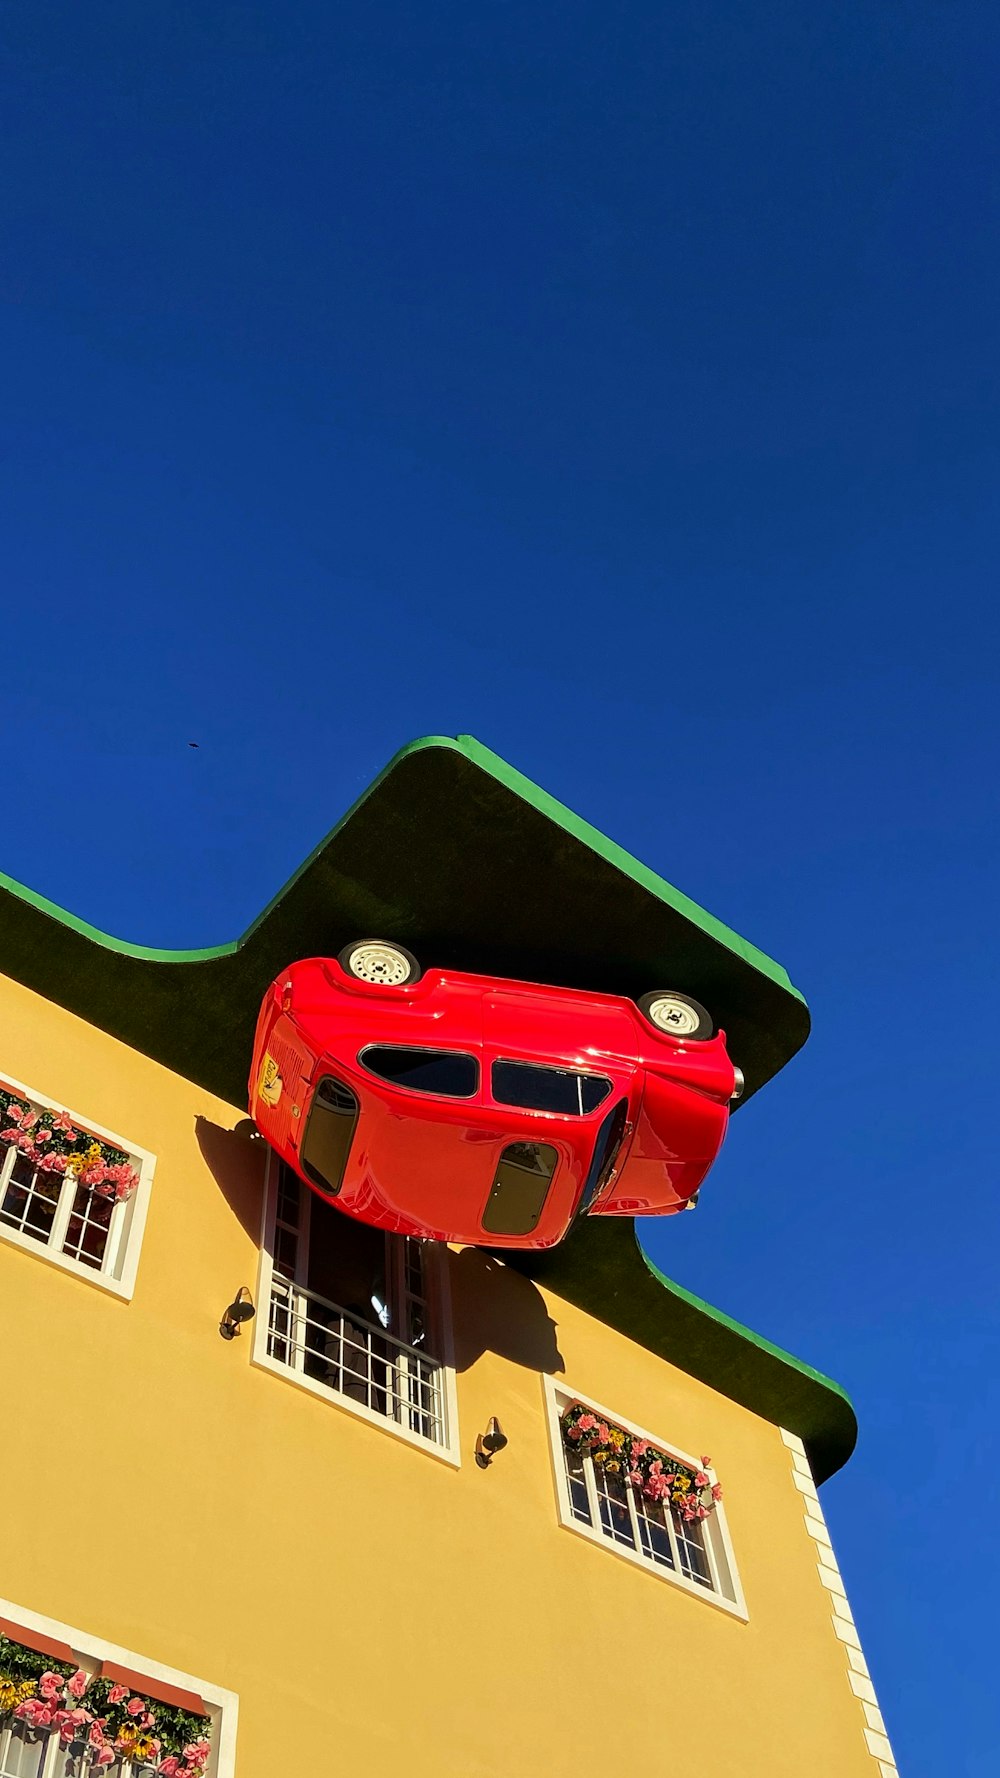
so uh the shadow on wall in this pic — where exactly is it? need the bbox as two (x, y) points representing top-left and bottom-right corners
(447, 1248), (565, 1377)
(195, 1116), (267, 1244)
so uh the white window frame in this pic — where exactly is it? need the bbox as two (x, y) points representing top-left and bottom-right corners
(0, 1071), (154, 1302)
(0, 1596), (237, 1778)
(543, 1376), (748, 1619)
(252, 1152), (461, 1466)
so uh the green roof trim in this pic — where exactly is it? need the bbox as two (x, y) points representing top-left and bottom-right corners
(511, 1220), (856, 1482)
(0, 732), (851, 1476)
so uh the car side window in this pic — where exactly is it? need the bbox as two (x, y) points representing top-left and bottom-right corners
(301, 1076), (359, 1196)
(482, 1140), (558, 1236)
(359, 1046), (479, 1097)
(491, 1060), (612, 1116)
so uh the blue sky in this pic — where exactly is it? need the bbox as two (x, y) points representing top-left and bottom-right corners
(2, 4), (998, 1768)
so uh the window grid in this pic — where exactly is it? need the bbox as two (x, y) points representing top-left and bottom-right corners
(557, 1411), (724, 1598)
(264, 1172), (448, 1449)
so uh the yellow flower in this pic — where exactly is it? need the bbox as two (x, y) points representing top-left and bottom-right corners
(133, 1736), (155, 1760)
(67, 1153), (85, 1176)
(116, 1726), (139, 1753)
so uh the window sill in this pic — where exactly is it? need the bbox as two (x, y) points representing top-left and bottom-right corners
(555, 1510), (750, 1620)
(0, 1222), (133, 1300)
(250, 1347), (462, 1468)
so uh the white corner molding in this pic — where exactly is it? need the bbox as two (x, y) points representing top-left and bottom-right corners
(779, 1428), (898, 1775)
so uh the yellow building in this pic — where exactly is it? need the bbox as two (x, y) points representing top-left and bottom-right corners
(0, 738), (896, 1777)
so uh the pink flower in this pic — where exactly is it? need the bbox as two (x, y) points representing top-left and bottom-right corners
(694, 1471), (710, 1489)
(33, 1126), (51, 1143)
(700, 1454), (712, 1469)
(630, 1437), (649, 1459)
(0, 1126), (20, 1144)
(67, 1669), (90, 1700)
(14, 1698), (52, 1727)
(159, 1759), (180, 1776)
(52, 1111), (77, 1136)
(576, 1413), (596, 1433)
(596, 1423), (610, 1444)
(565, 1423), (582, 1440)
(90, 1721), (109, 1746)
(38, 1671), (64, 1700)
(96, 1749), (115, 1768)
(108, 1684), (128, 1704)
(126, 1695), (146, 1717)
(80, 1163), (107, 1188)
(626, 1469), (644, 1489)
(40, 1151), (68, 1172)
(712, 1482), (723, 1502)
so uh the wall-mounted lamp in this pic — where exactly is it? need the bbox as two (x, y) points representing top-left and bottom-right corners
(219, 1286), (256, 1340)
(475, 1416), (508, 1468)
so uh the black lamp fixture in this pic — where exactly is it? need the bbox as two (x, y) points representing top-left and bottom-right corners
(475, 1416), (508, 1468)
(219, 1286), (256, 1340)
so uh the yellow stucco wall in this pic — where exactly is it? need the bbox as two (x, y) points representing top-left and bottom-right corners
(0, 969), (871, 1776)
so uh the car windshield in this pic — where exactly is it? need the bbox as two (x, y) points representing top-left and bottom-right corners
(360, 1046), (479, 1098)
(491, 1060), (612, 1116)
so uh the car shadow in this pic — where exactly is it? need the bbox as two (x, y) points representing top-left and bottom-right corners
(446, 1247), (564, 1376)
(194, 1119), (565, 1377)
(195, 1115), (268, 1244)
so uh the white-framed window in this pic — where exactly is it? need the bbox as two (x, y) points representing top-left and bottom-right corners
(253, 1158), (460, 1463)
(0, 1597), (237, 1778)
(544, 1377), (747, 1618)
(0, 1074), (153, 1300)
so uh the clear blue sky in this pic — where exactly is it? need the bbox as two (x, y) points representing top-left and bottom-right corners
(3, 4), (998, 1768)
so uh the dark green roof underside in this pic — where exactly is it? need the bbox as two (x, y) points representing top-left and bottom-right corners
(511, 1221), (855, 1483)
(0, 733), (853, 1479)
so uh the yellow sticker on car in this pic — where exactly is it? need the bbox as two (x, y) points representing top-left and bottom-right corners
(257, 1052), (283, 1107)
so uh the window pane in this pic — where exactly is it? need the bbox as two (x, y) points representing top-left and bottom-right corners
(0, 1721), (48, 1778)
(563, 1446), (592, 1525)
(482, 1141), (557, 1236)
(635, 1495), (676, 1570)
(360, 1047), (478, 1098)
(0, 1155), (61, 1243)
(300, 1077), (358, 1196)
(673, 1512), (713, 1586)
(492, 1062), (611, 1116)
(594, 1464), (636, 1550)
(62, 1183), (114, 1269)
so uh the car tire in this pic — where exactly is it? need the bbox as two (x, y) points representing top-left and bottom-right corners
(637, 990), (714, 1041)
(337, 938), (422, 987)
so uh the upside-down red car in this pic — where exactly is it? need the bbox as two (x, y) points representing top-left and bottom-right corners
(249, 940), (744, 1250)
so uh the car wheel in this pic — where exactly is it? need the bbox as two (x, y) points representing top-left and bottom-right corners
(637, 990), (714, 1040)
(338, 939), (422, 987)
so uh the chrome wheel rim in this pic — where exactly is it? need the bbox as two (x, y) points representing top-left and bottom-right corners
(646, 994), (701, 1036)
(345, 942), (412, 986)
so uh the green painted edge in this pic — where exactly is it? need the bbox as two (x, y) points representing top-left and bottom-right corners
(450, 735), (806, 1003)
(0, 734), (805, 1011)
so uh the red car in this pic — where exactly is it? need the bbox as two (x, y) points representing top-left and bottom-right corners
(249, 940), (743, 1250)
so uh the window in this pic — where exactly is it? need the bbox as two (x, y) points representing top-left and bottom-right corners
(0, 1076), (152, 1299)
(0, 1599), (235, 1778)
(576, 1098), (629, 1216)
(300, 1076), (358, 1196)
(491, 1061), (611, 1115)
(545, 1380), (746, 1617)
(482, 1141), (557, 1236)
(359, 1047), (479, 1098)
(254, 1163), (458, 1461)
